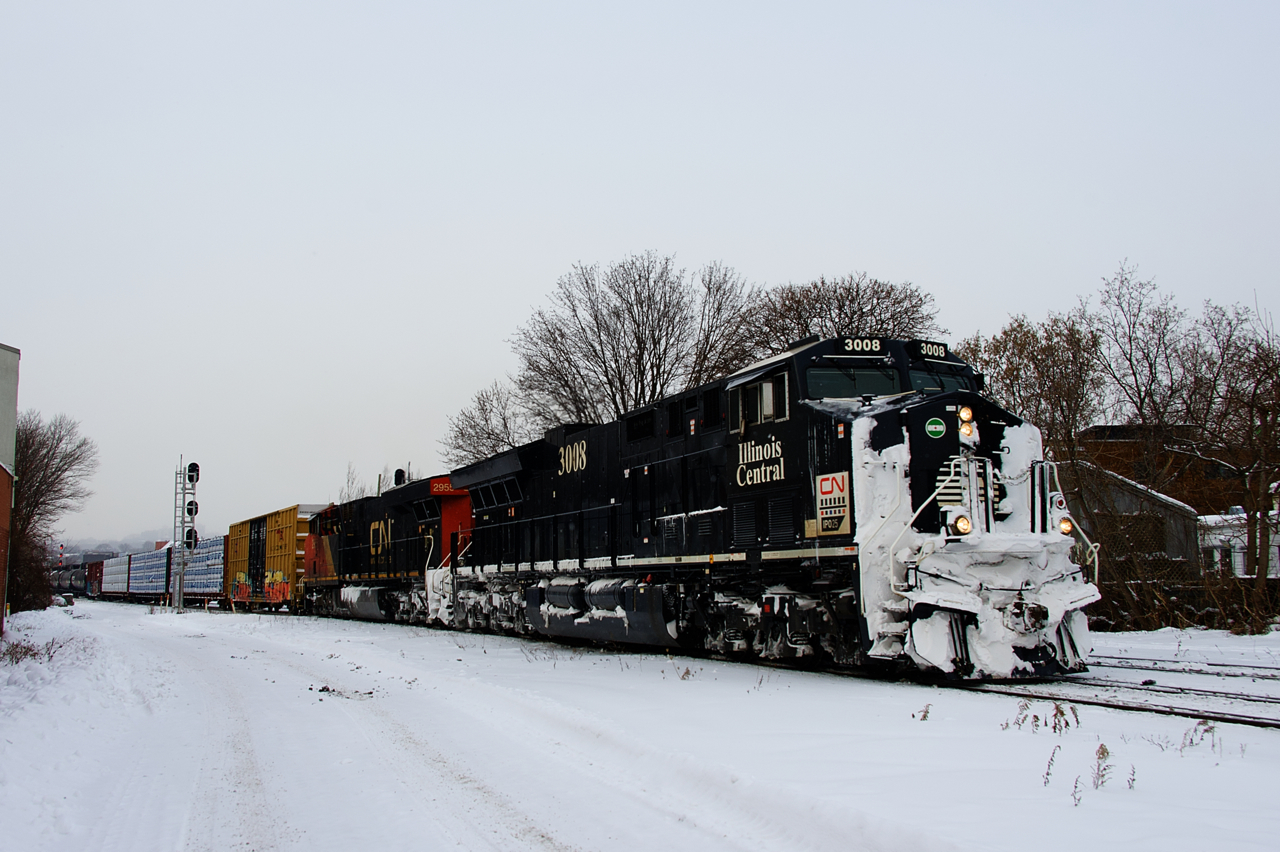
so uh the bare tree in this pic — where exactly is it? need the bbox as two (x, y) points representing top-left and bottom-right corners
(1073, 265), (1277, 629)
(956, 307), (1104, 453)
(1195, 311), (1280, 605)
(685, 262), (760, 388)
(439, 380), (540, 468)
(9, 411), (99, 612)
(441, 258), (951, 468)
(338, 462), (368, 504)
(510, 252), (755, 428)
(1090, 262), (1191, 429)
(745, 273), (945, 356)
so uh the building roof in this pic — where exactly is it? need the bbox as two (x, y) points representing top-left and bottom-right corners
(1070, 460), (1198, 516)
(1077, 424), (1199, 442)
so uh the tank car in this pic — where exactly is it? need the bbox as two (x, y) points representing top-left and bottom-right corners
(305, 336), (1100, 679)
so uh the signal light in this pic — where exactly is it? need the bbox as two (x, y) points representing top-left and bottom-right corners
(186, 462), (200, 484)
(184, 528), (199, 550)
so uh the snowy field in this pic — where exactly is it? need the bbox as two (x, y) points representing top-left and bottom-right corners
(3, 601), (1278, 852)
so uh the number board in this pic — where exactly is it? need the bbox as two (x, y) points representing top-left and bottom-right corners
(906, 340), (949, 360)
(838, 337), (885, 355)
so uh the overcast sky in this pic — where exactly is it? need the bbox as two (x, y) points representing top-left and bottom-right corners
(2, 2), (1276, 546)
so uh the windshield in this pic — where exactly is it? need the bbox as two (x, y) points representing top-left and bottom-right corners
(806, 366), (901, 398)
(909, 369), (975, 394)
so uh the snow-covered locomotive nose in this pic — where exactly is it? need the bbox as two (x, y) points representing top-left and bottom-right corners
(901, 534), (1098, 676)
(854, 399), (1100, 679)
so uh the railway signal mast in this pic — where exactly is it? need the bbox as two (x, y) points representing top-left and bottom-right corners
(173, 457), (199, 612)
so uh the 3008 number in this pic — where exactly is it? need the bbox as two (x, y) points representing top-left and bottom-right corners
(558, 440), (587, 475)
(843, 338), (881, 352)
(917, 342), (947, 358)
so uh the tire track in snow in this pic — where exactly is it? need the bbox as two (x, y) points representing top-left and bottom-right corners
(80, 637), (203, 852)
(172, 649), (280, 852)
(74, 608), (949, 852)
(79, 618), (283, 852)
(375, 665), (938, 852)
(261, 633), (942, 852)
(261, 645), (583, 852)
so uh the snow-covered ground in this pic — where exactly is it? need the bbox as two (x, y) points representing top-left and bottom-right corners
(3, 602), (1278, 852)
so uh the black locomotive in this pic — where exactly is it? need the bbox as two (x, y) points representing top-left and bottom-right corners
(305, 336), (1099, 678)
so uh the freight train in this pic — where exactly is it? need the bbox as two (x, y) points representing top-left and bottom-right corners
(81, 335), (1099, 678)
(298, 335), (1101, 679)
(84, 505), (324, 609)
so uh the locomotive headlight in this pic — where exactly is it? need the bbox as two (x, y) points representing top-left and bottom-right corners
(958, 406), (974, 423)
(952, 515), (973, 535)
(1058, 517), (1074, 536)
(959, 421), (974, 437)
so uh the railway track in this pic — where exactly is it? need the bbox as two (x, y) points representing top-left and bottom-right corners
(740, 648), (1280, 729)
(1073, 674), (1280, 705)
(1088, 654), (1280, 681)
(951, 660), (1280, 730)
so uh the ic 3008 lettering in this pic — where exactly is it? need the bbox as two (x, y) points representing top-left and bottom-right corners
(843, 338), (881, 353)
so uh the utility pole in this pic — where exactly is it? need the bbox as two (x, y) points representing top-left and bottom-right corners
(173, 457), (199, 612)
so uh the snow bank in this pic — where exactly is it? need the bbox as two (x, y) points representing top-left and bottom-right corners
(3, 604), (1279, 851)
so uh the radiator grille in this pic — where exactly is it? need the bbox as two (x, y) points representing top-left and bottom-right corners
(732, 502), (756, 548)
(935, 457), (987, 505)
(767, 497), (794, 544)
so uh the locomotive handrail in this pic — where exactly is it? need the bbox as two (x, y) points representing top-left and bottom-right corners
(886, 456), (967, 591)
(968, 455), (996, 533)
(1044, 460), (1101, 585)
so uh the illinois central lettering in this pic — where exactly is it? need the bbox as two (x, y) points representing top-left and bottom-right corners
(736, 437), (786, 486)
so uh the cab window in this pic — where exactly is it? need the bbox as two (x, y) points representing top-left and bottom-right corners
(909, 369), (974, 394)
(805, 366), (900, 398)
(733, 374), (788, 430)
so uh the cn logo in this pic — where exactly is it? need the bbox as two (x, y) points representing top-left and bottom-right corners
(815, 471), (850, 535)
(819, 474), (846, 496)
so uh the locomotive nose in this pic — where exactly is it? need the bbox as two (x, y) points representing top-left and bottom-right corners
(1004, 598), (1049, 634)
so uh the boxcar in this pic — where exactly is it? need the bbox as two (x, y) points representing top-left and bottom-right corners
(227, 505), (325, 611)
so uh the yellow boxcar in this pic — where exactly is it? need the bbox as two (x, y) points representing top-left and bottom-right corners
(226, 504), (326, 610)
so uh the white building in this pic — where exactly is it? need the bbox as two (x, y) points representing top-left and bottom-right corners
(1199, 503), (1280, 578)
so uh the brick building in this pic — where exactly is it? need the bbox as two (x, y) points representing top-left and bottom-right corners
(1, 342), (19, 635)
(1076, 424), (1246, 516)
